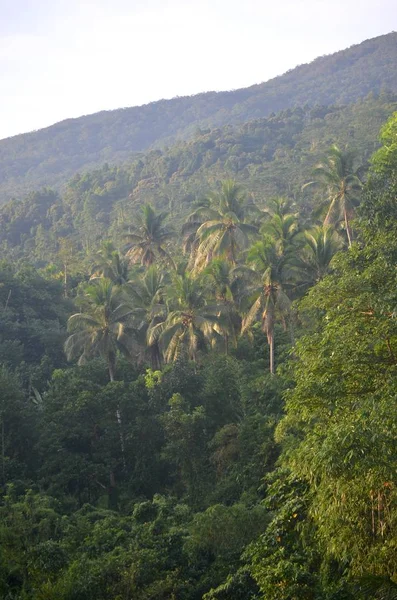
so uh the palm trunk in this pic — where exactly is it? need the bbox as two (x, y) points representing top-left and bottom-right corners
(344, 208), (352, 248)
(269, 334), (275, 375)
(63, 263), (68, 297)
(108, 357), (127, 510)
(289, 316), (296, 346)
(150, 343), (162, 370)
(1, 415), (5, 485)
(108, 470), (118, 511)
(108, 359), (115, 383)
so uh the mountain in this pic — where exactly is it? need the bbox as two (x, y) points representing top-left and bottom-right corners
(0, 31), (396, 203)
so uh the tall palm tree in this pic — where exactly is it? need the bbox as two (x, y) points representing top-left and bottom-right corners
(91, 241), (130, 286)
(64, 278), (133, 492)
(183, 181), (258, 272)
(305, 145), (362, 247)
(125, 204), (175, 267)
(126, 265), (167, 370)
(64, 278), (133, 381)
(149, 272), (221, 363)
(242, 239), (294, 375)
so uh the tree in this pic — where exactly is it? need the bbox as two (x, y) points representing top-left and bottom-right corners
(150, 272), (221, 363)
(184, 180), (258, 272)
(91, 240), (130, 286)
(203, 258), (243, 354)
(64, 278), (133, 382)
(295, 224), (342, 288)
(305, 145), (363, 247)
(260, 197), (301, 253)
(276, 125), (397, 585)
(127, 265), (168, 369)
(276, 247), (397, 581)
(369, 111), (397, 178)
(124, 204), (175, 267)
(242, 239), (294, 375)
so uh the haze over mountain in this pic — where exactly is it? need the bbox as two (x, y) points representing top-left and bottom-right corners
(0, 31), (396, 203)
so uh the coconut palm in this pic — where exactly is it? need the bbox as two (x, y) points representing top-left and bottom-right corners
(91, 241), (130, 286)
(203, 258), (243, 354)
(125, 204), (175, 267)
(183, 180), (258, 272)
(296, 224), (343, 288)
(242, 239), (295, 375)
(305, 145), (362, 247)
(126, 265), (167, 370)
(260, 196), (297, 220)
(260, 200), (301, 254)
(64, 278), (134, 381)
(149, 272), (221, 363)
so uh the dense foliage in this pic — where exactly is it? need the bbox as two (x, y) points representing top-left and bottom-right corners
(1, 94), (396, 267)
(1, 54), (397, 599)
(0, 31), (396, 201)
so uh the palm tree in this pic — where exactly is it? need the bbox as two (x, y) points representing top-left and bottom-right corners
(149, 272), (221, 363)
(64, 278), (133, 382)
(91, 241), (130, 286)
(126, 265), (167, 370)
(260, 199), (301, 254)
(305, 145), (362, 247)
(183, 180), (258, 272)
(203, 258), (243, 354)
(242, 239), (294, 375)
(296, 225), (342, 288)
(65, 278), (134, 472)
(125, 204), (175, 267)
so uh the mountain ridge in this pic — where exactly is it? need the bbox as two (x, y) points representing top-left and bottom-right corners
(3, 31), (396, 143)
(0, 31), (396, 202)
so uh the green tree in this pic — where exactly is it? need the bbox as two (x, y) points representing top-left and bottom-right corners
(203, 258), (243, 354)
(305, 145), (363, 247)
(150, 272), (221, 363)
(125, 204), (175, 267)
(242, 239), (294, 375)
(127, 265), (168, 369)
(184, 180), (258, 272)
(276, 125), (397, 585)
(296, 224), (342, 288)
(91, 240), (130, 286)
(260, 197), (301, 253)
(64, 278), (133, 381)
(369, 110), (397, 177)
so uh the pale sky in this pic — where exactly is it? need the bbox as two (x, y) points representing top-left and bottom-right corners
(0, 0), (396, 140)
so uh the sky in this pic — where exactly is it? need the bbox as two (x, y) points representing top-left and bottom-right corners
(0, 0), (396, 140)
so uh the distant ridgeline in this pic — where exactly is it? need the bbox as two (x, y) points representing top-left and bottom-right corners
(0, 31), (396, 202)
(0, 93), (396, 264)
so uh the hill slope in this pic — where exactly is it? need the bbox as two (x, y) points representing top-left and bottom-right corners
(1, 94), (396, 263)
(0, 32), (396, 203)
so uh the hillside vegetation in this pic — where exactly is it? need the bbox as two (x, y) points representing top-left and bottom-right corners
(0, 31), (396, 201)
(2, 30), (397, 600)
(0, 109), (397, 599)
(1, 94), (396, 263)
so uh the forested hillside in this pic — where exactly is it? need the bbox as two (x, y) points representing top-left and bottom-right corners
(1, 104), (397, 599)
(1, 93), (396, 263)
(0, 31), (396, 201)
